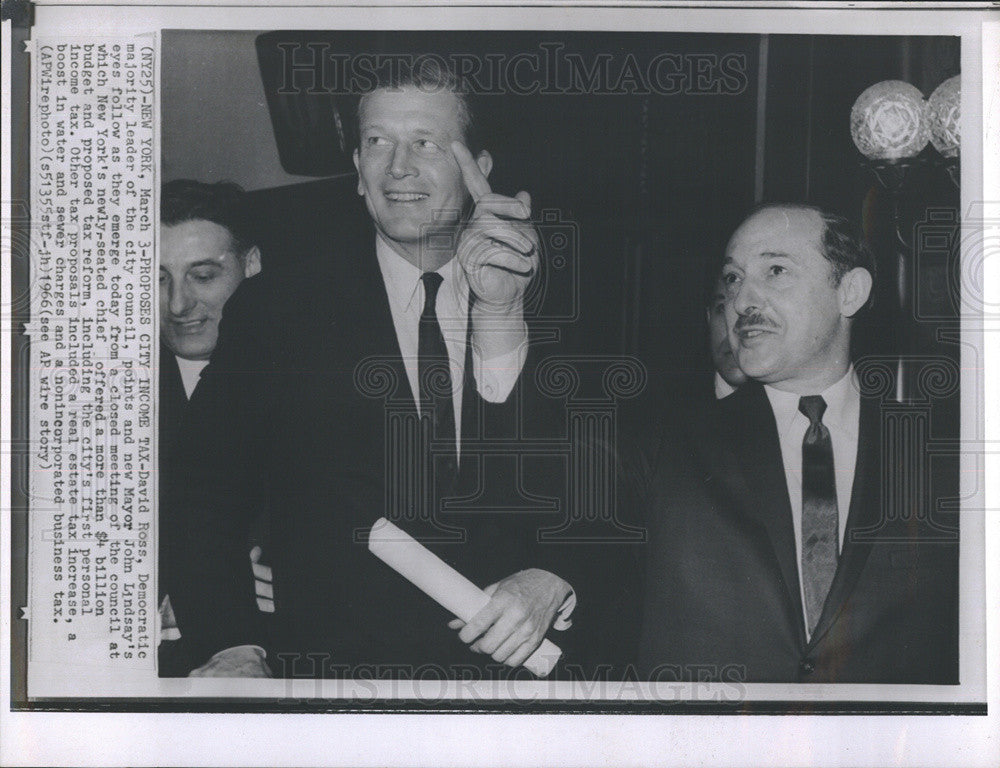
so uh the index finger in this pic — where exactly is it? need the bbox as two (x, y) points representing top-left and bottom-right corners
(451, 140), (492, 202)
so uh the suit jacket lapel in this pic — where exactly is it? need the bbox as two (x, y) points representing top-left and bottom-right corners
(714, 383), (806, 645)
(333, 225), (416, 407)
(159, 348), (189, 459)
(160, 347), (187, 406)
(807, 392), (879, 648)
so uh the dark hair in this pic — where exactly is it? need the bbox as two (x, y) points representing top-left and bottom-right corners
(749, 203), (876, 310)
(817, 209), (876, 286)
(161, 179), (256, 258)
(350, 55), (479, 153)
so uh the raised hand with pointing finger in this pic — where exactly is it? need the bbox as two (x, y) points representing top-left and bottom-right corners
(452, 140), (541, 314)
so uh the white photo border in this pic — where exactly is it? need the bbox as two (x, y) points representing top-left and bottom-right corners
(3, 2), (998, 766)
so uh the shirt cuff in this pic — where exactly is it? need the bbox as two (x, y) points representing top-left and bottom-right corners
(234, 644), (267, 659)
(205, 644), (268, 663)
(158, 595), (182, 643)
(472, 322), (528, 403)
(552, 588), (576, 631)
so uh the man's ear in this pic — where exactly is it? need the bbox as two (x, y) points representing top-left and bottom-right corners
(475, 150), (493, 180)
(839, 267), (873, 317)
(243, 246), (262, 279)
(353, 149), (364, 196)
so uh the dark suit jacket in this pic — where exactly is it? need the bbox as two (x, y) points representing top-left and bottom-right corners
(159, 350), (189, 463)
(166, 210), (592, 678)
(157, 350), (199, 676)
(632, 381), (958, 683)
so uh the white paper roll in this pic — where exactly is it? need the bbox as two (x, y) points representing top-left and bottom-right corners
(368, 517), (561, 678)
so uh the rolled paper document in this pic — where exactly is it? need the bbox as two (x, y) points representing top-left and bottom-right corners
(368, 517), (562, 678)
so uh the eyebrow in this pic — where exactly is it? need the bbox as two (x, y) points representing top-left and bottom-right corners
(160, 259), (225, 270)
(360, 123), (442, 138)
(723, 250), (796, 264)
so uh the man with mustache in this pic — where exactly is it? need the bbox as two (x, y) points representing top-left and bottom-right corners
(634, 204), (958, 683)
(168, 59), (577, 678)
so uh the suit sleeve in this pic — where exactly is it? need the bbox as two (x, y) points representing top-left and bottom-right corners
(560, 391), (654, 676)
(163, 278), (272, 669)
(467, 339), (650, 676)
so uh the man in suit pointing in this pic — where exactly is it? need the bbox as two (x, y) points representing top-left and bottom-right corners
(171, 60), (576, 678)
(635, 204), (958, 683)
(349, 72), (574, 670)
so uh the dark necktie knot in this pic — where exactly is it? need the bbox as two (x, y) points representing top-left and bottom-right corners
(798, 395), (827, 426)
(421, 271), (444, 314)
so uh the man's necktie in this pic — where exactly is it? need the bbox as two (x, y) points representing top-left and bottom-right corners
(799, 395), (839, 637)
(418, 272), (457, 487)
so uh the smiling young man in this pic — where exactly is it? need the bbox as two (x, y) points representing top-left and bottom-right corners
(157, 180), (270, 677)
(633, 203), (958, 683)
(169, 60), (577, 680)
(160, 181), (262, 392)
(354, 86), (490, 268)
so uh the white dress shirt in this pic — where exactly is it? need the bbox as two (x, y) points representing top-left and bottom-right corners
(714, 371), (737, 400)
(375, 235), (526, 456)
(176, 356), (209, 399)
(763, 367), (860, 638)
(377, 238), (575, 627)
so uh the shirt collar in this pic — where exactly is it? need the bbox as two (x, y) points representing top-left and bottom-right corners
(175, 355), (209, 400)
(374, 234), (468, 313)
(764, 365), (860, 439)
(714, 371), (737, 400)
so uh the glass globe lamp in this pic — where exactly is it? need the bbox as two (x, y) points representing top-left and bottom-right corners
(850, 80), (929, 161)
(927, 75), (960, 159)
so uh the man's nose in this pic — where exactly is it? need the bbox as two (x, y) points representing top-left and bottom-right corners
(733, 278), (764, 316)
(168, 283), (196, 317)
(387, 143), (416, 179)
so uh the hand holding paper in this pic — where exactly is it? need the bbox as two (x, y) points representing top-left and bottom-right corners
(368, 518), (564, 677)
(447, 569), (572, 670)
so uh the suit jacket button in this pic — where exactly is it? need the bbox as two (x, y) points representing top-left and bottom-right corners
(800, 659), (816, 674)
